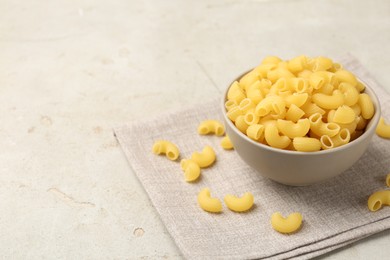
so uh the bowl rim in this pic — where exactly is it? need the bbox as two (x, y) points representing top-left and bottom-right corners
(221, 70), (382, 156)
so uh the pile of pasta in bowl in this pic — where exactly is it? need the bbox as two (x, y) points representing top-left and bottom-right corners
(224, 55), (376, 152)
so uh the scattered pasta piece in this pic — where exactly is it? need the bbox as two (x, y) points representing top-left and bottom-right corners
(191, 145), (216, 168)
(152, 140), (180, 161)
(376, 117), (390, 139)
(197, 188), (222, 213)
(386, 173), (390, 187)
(367, 190), (390, 212)
(198, 120), (225, 136)
(180, 159), (201, 182)
(271, 212), (303, 234)
(224, 192), (254, 212)
(221, 135), (234, 150)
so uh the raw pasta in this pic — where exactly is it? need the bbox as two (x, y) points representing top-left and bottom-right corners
(198, 120), (225, 136)
(376, 117), (390, 139)
(197, 188), (222, 213)
(367, 190), (390, 212)
(225, 55), (376, 152)
(221, 135), (234, 150)
(224, 192), (254, 212)
(191, 146), (216, 168)
(271, 212), (303, 234)
(152, 140), (180, 160)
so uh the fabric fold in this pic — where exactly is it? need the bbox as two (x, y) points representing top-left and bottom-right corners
(115, 55), (390, 259)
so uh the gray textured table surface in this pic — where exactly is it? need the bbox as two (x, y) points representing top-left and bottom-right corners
(1, 0), (389, 259)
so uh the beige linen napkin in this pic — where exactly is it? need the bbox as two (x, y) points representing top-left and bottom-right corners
(115, 55), (390, 259)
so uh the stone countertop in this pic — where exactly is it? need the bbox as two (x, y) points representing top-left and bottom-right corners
(1, 0), (389, 259)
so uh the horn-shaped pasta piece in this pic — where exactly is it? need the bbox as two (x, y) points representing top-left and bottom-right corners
(320, 135), (334, 150)
(287, 55), (307, 73)
(271, 212), (303, 234)
(367, 190), (390, 212)
(301, 102), (325, 117)
(284, 93), (309, 108)
(254, 63), (277, 78)
(239, 70), (260, 91)
(264, 124), (291, 149)
(335, 69), (358, 86)
(312, 90), (344, 110)
(244, 109), (260, 125)
(312, 56), (333, 71)
(235, 115), (249, 133)
(180, 159), (201, 182)
(358, 93), (375, 120)
(285, 104), (305, 122)
(224, 192), (254, 212)
(259, 115), (276, 128)
(197, 188), (222, 213)
(225, 100), (237, 111)
(314, 83), (333, 95)
(327, 110), (358, 134)
(376, 117), (390, 138)
(152, 140), (180, 161)
(227, 81), (246, 104)
(333, 105), (356, 124)
(261, 56), (282, 65)
(309, 72), (327, 90)
(267, 68), (295, 83)
(239, 98), (256, 113)
(293, 137), (321, 152)
(221, 135), (234, 150)
(330, 62), (342, 71)
(246, 124), (265, 141)
(350, 103), (361, 116)
(191, 145), (216, 168)
(330, 128), (351, 147)
(255, 102), (271, 117)
(309, 113), (340, 137)
(198, 120), (225, 136)
(270, 78), (289, 95)
(246, 81), (264, 104)
(314, 71), (335, 84)
(277, 119), (310, 138)
(227, 106), (242, 122)
(338, 82), (359, 106)
(255, 95), (285, 117)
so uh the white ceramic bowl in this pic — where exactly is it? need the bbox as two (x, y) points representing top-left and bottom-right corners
(222, 72), (381, 186)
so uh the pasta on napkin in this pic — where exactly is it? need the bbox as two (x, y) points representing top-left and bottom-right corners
(115, 55), (390, 260)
